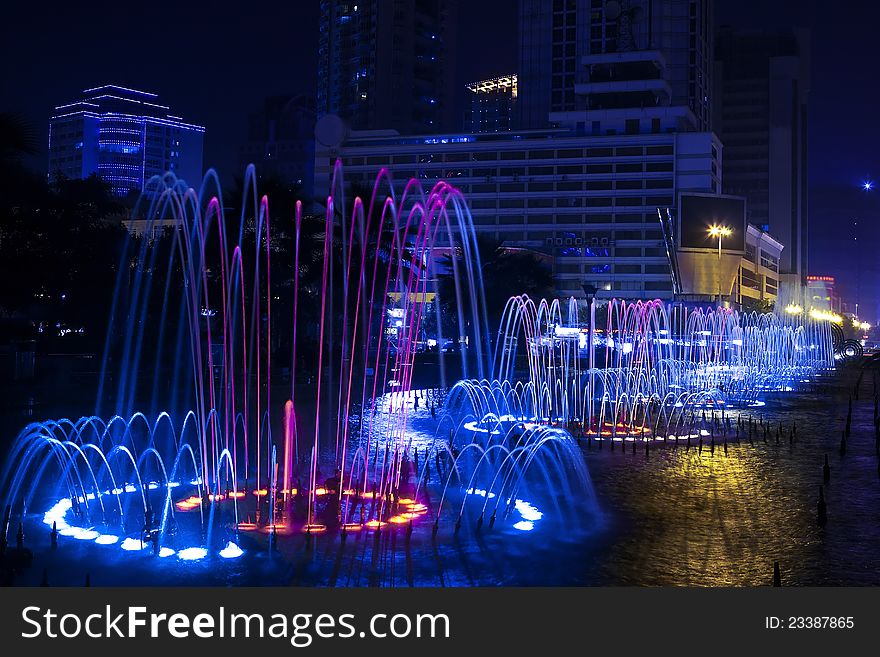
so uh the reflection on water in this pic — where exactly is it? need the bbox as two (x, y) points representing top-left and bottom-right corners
(584, 374), (880, 586)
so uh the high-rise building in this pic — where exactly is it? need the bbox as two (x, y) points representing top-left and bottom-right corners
(806, 276), (840, 313)
(714, 27), (810, 282)
(239, 94), (316, 195)
(315, 127), (779, 302)
(48, 85), (204, 197)
(316, 0), (459, 134)
(518, 0), (714, 132)
(463, 75), (517, 133)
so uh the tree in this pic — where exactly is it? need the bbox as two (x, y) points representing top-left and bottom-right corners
(437, 234), (555, 340)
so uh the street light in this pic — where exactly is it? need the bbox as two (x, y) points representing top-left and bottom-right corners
(708, 225), (732, 306)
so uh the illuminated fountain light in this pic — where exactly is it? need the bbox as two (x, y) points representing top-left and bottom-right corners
(158, 547), (176, 558)
(465, 488), (496, 499)
(175, 495), (202, 511)
(514, 499), (543, 522)
(43, 498), (72, 530)
(218, 541), (244, 559)
(73, 529), (100, 540)
(120, 537), (149, 551)
(60, 526), (90, 538)
(95, 534), (119, 545)
(511, 499), (543, 532)
(178, 547), (208, 561)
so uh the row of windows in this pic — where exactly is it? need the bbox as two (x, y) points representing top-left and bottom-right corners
(469, 193), (674, 210)
(557, 263), (671, 275)
(344, 144), (675, 166)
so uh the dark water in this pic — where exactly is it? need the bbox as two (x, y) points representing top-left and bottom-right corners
(4, 365), (880, 587)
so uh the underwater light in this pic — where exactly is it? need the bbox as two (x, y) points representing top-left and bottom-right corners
(514, 499), (543, 522)
(59, 527), (87, 538)
(218, 541), (244, 559)
(120, 538), (148, 551)
(74, 529), (100, 540)
(95, 534), (119, 545)
(178, 547), (208, 561)
(158, 547), (175, 558)
(513, 521), (534, 531)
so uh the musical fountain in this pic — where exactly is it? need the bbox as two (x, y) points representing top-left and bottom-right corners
(0, 164), (834, 585)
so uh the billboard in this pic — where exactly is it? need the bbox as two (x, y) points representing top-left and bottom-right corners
(678, 194), (746, 252)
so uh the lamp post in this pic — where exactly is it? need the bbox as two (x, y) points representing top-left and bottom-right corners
(708, 225), (732, 306)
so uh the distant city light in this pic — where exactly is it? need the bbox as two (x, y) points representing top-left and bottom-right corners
(863, 180), (873, 191)
(809, 308), (843, 324)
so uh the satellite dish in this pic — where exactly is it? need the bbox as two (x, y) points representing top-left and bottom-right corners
(315, 114), (348, 148)
(605, 0), (621, 21)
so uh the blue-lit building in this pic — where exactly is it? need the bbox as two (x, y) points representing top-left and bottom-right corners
(48, 85), (205, 197)
(317, 0), (459, 134)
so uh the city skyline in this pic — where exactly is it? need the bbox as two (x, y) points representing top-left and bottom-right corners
(1, 0), (877, 319)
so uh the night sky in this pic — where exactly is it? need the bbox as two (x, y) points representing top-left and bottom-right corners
(1, 1), (877, 320)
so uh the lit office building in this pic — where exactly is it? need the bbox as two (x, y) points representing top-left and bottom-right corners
(464, 75), (517, 133)
(239, 94), (316, 194)
(518, 0), (714, 132)
(318, 127), (713, 298)
(806, 276), (838, 313)
(316, 0), (459, 134)
(714, 27), (810, 282)
(48, 84), (205, 197)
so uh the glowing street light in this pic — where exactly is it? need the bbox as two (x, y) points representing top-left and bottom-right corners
(708, 225), (733, 305)
(862, 180), (873, 191)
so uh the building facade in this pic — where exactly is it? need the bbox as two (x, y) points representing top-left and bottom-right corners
(518, 0), (714, 132)
(464, 75), (517, 133)
(714, 27), (810, 281)
(239, 94), (316, 194)
(315, 127), (730, 300)
(316, 0), (458, 135)
(806, 275), (839, 313)
(48, 85), (204, 197)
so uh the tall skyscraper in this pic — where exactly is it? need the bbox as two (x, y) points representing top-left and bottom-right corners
(239, 94), (316, 195)
(463, 75), (517, 132)
(48, 85), (204, 197)
(316, 0), (458, 134)
(518, 0), (714, 133)
(714, 27), (810, 281)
